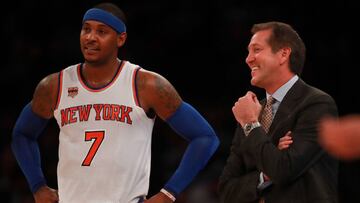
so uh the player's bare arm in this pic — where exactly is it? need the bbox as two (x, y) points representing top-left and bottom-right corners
(31, 73), (59, 119)
(11, 72), (60, 202)
(136, 69), (182, 120)
(137, 70), (183, 203)
(137, 68), (219, 202)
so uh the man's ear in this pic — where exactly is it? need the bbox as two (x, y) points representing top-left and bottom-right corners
(279, 47), (291, 65)
(117, 32), (127, 47)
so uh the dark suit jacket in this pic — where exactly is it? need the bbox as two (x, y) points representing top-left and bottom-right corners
(219, 79), (338, 203)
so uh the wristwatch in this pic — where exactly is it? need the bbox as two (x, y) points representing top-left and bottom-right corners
(243, 121), (261, 136)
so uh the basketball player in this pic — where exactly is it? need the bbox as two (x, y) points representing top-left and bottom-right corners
(11, 3), (219, 203)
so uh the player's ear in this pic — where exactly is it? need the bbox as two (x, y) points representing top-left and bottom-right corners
(117, 32), (127, 48)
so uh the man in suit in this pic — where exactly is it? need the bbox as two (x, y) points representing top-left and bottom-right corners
(218, 21), (338, 203)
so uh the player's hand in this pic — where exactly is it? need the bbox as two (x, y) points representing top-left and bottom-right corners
(278, 131), (292, 150)
(144, 192), (174, 203)
(34, 185), (59, 203)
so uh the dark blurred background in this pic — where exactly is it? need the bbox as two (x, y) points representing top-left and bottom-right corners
(1, 0), (359, 202)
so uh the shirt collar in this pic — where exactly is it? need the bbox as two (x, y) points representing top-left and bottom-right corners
(266, 75), (299, 102)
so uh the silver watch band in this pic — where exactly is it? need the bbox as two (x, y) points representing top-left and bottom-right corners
(243, 121), (261, 136)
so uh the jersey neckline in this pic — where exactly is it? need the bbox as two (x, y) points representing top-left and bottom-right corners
(77, 60), (126, 92)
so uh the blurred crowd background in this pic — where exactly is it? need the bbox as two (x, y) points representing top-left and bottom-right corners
(1, 0), (359, 202)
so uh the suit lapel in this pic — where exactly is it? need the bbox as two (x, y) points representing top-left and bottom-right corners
(267, 79), (306, 139)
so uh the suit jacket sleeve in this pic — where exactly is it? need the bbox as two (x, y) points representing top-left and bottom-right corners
(218, 125), (261, 203)
(242, 89), (338, 185)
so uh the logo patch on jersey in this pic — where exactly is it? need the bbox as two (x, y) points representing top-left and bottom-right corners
(68, 87), (78, 98)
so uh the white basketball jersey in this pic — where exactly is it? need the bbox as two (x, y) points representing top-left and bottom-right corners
(53, 60), (155, 203)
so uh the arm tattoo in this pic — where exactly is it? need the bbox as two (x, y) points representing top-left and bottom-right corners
(154, 75), (182, 113)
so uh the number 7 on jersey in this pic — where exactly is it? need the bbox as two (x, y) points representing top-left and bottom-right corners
(82, 131), (105, 166)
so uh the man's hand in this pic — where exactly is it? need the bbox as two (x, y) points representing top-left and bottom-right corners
(145, 192), (174, 203)
(263, 131), (293, 181)
(232, 91), (262, 127)
(34, 185), (59, 203)
(278, 131), (292, 150)
(319, 115), (360, 160)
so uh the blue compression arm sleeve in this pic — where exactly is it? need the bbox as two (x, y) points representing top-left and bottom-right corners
(11, 103), (49, 193)
(164, 102), (219, 196)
